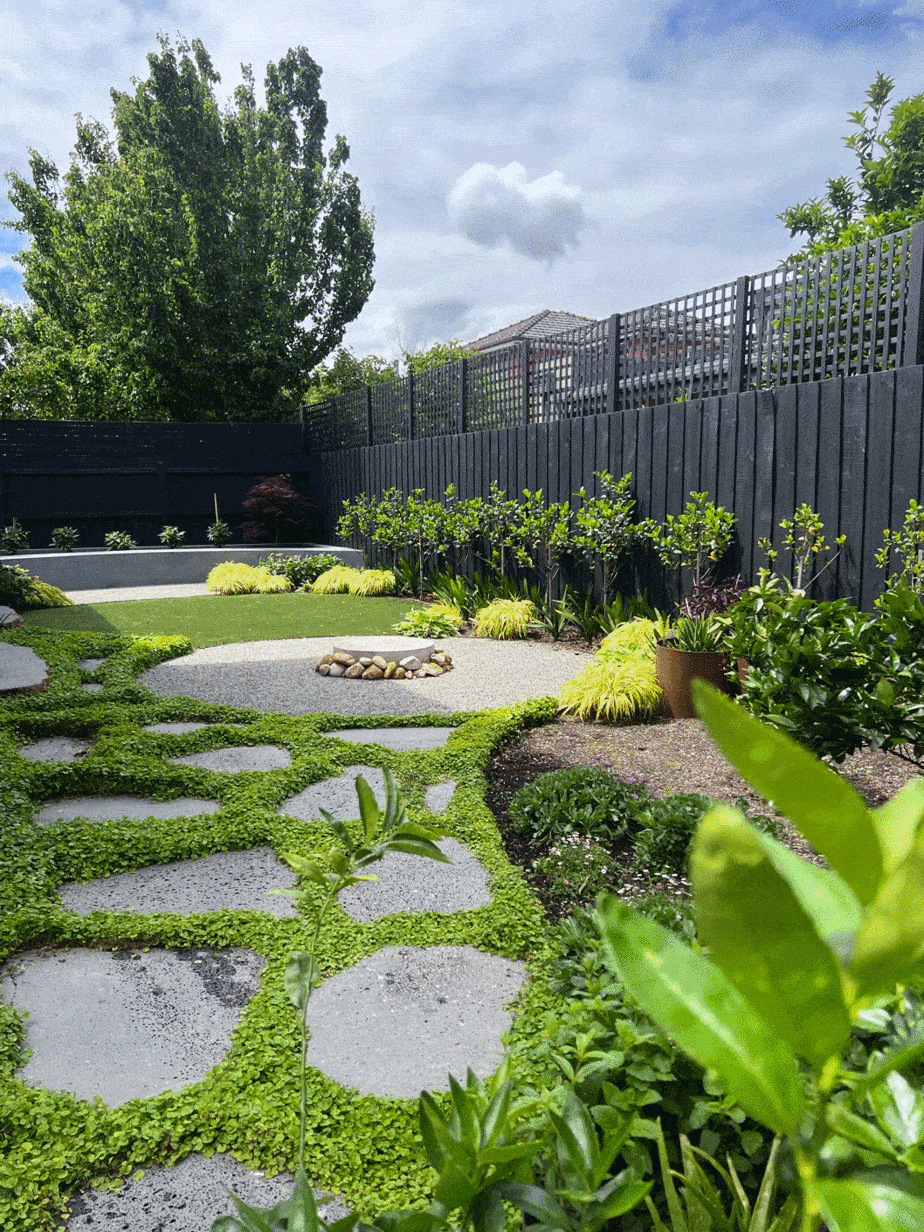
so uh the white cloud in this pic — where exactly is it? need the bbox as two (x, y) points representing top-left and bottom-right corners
(447, 162), (588, 263)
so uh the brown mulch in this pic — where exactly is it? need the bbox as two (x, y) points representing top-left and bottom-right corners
(479, 628), (921, 921)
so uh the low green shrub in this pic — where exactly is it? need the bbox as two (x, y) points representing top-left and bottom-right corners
(260, 552), (342, 589)
(49, 527), (79, 552)
(471, 598), (535, 639)
(630, 792), (711, 876)
(207, 519), (232, 546)
(158, 525), (186, 548)
(509, 766), (648, 848)
(104, 531), (137, 551)
(205, 562), (292, 595)
(392, 604), (463, 638)
(598, 616), (667, 659)
(532, 833), (615, 910)
(0, 564), (72, 611)
(0, 521), (29, 554)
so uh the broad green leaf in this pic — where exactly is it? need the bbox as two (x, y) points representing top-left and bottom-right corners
(690, 805), (852, 1069)
(598, 896), (806, 1135)
(355, 775), (381, 841)
(852, 1032), (924, 1103)
(479, 1079), (513, 1148)
(825, 1102), (899, 1159)
(591, 1179), (653, 1220)
(432, 1160), (480, 1209)
(493, 1181), (571, 1230)
(869, 779), (924, 874)
(279, 1169), (321, 1232)
(381, 766), (404, 833)
(381, 837), (452, 862)
(213, 1192), (280, 1232)
(550, 1091), (598, 1185)
(810, 1176), (924, 1231)
(692, 683), (883, 905)
(284, 952), (319, 1012)
(867, 1071), (924, 1151)
(448, 1073), (478, 1147)
(850, 843), (924, 994)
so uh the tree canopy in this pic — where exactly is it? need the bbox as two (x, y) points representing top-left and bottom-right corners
(2, 35), (375, 421)
(779, 72), (924, 259)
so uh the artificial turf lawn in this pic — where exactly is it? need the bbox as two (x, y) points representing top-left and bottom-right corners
(23, 592), (421, 649)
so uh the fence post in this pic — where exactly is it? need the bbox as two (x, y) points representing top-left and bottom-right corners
(727, 275), (751, 394)
(520, 341), (530, 424)
(604, 313), (622, 415)
(365, 386), (373, 446)
(458, 357), (468, 434)
(902, 221), (924, 368)
(407, 371), (415, 441)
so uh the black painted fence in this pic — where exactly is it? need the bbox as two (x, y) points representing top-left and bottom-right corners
(307, 365), (924, 612)
(0, 421), (323, 548)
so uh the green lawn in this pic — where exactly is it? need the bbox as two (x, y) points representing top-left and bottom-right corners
(23, 592), (421, 649)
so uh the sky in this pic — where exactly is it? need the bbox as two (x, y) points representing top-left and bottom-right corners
(1, 0), (922, 365)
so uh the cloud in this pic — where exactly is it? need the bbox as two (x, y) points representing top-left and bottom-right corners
(446, 161), (587, 262)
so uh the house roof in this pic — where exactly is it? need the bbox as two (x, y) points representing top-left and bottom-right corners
(465, 310), (600, 352)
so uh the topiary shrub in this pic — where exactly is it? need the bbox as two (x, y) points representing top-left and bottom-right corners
(471, 598), (535, 639)
(508, 766), (650, 848)
(393, 605), (463, 638)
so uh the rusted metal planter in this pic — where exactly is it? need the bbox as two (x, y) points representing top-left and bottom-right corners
(655, 642), (734, 720)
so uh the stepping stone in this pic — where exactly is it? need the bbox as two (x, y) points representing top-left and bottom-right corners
(0, 644), (50, 695)
(76, 658), (105, 672)
(425, 782), (456, 814)
(144, 722), (248, 734)
(82, 683), (103, 693)
(324, 727), (455, 750)
(1, 946), (263, 1106)
(305, 945), (525, 1098)
(60, 847), (298, 917)
(169, 745), (291, 771)
(339, 837), (489, 922)
(279, 765), (386, 822)
(33, 795), (222, 827)
(20, 736), (92, 763)
(65, 1152), (349, 1231)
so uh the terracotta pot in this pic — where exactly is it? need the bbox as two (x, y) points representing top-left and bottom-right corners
(655, 642), (733, 720)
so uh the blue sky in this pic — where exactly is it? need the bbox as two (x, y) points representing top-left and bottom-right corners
(1, 0), (922, 362)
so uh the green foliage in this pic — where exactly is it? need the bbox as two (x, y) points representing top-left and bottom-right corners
(643, 493), (736, 590)
(757, 504), (846, 593)
(49, 527), (79, 552)
(305, 348), (397, 404)
(780, 72), (924, 258)
(206, 563), (293, 595)
(401, 340), (473, 374)
(599, 682), (924, 1232)
(260, 553), (342, 590)
(3, 36), (374, 423)
(533, 835), (618, 911)
(0, 563), (73, 611)
(207, 520), (232, 547)
(158, 525), (186, 548)
(470, 598), (534, 639)
(0, 521), (29, 554)
(673, 615), (725, 653)
(507, 490), (572, 608)
(877, 498), (924, 594)
(598, 617), (668, 659)
(508, 767), (648, 849)
(392, 606), (463, 638)
(556, 655), (662, 723)
(104, 531), (136, 551)
(631, 794), (712, 877)
(571, 472), (639, 606)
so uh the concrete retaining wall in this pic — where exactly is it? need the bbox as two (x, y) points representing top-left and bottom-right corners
(1, 545), (362, 590)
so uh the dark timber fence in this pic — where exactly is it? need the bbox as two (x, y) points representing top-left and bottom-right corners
(306, 365), (924, 613)
(0, 421), (320, 548)
(303, 224), (924, 450)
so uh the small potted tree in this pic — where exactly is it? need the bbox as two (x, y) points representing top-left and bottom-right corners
(642, 492), (736, 718)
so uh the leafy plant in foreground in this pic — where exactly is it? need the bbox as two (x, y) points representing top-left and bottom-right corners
(599, 681), (924, 1232)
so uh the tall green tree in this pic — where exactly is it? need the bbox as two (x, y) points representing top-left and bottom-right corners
(779, 71), (924, 258)
(2, 35), (375, 421)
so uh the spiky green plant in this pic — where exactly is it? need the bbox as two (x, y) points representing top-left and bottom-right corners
(557, 655), (662, 721)
(205, 562), (292, 595)
(347, 568), (396, 596)
(471, 598), (535, 639)
(308, 565), (360, 594)
(393, 604), (463, 637)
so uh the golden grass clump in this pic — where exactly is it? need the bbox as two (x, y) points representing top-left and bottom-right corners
(206, 563), (293, 595)
(27, 579), (74, 609)
(308, 566), (360, 594)
(471, 598), (535, 639)
(346, 568), (396, 596)
(557, 655), (662, 722)
(598, 616), (670, 660)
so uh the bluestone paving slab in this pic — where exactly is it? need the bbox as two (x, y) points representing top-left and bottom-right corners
(2, 946), (263, 1106)
(304, 945), (525, 1098)
(65, 1152), (348, 1231)
(60, 847), (298, 917)
(169, 744), (292, 771)
(33, 795), (222, 827)
(324, 726), (455, 750)
(279, 765), (386, 822)
(425, 781), (456, 814)
(339, 837), (489, 922)
(19, 736), (92, 762)
(0, 642), (50, 693)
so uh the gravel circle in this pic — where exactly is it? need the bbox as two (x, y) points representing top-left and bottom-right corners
(139, 636), (594, 716)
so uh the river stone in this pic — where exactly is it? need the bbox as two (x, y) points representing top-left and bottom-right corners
(358, 657), (373, 666)
(400, 656), (422, 671)
(317, 662), (330, 675)
(328, 662), (345, 677)
(362, 665), (384, 680)
(394, 667), (406, 679)
(384, 662), (396, 679)
(344, 663), (364, 678)
(372, 656), (388, 670)
(317, 654), (334, 667)
(332, 652), (355, 666)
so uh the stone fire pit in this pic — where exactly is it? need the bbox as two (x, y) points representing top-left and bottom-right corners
(315, 637), (453, 681)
